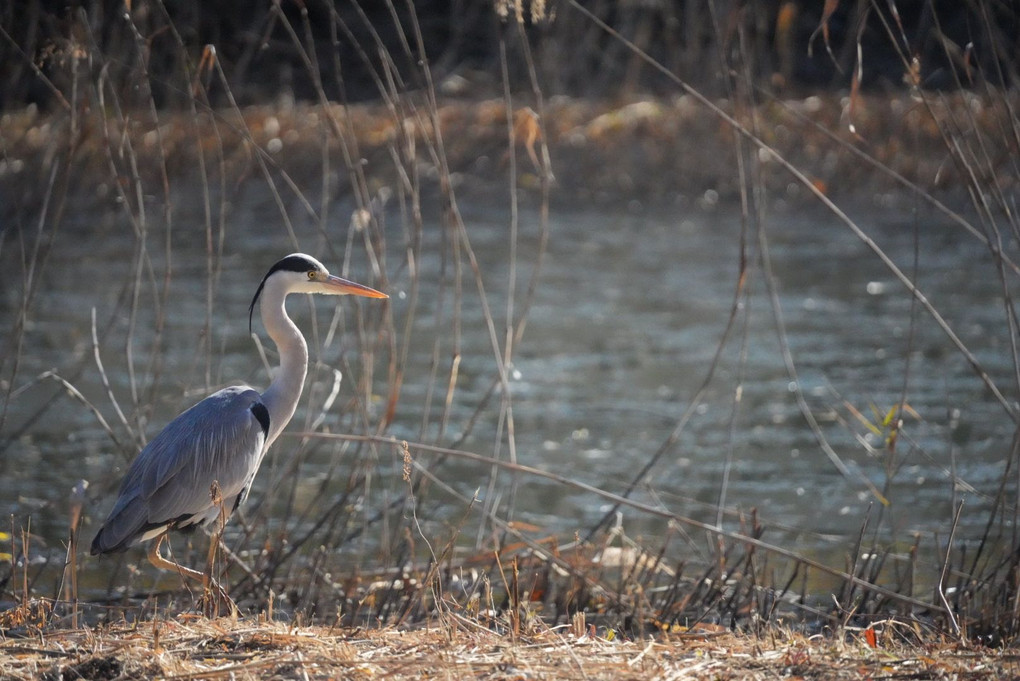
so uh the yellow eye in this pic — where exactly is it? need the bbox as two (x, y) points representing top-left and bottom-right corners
(307, 270), (316, 280)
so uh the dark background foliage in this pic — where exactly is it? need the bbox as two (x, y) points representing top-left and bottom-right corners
(2, 1), (1018, 112)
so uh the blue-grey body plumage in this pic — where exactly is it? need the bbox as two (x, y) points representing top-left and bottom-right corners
(90, 386), (268, 554)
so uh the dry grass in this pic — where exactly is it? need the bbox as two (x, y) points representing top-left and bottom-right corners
(2, 613), (1018, 680)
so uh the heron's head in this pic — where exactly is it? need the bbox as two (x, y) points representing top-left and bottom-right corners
(249, 253), (387, 333)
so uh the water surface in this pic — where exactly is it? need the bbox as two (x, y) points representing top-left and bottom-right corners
(1, 192), (1015, 599)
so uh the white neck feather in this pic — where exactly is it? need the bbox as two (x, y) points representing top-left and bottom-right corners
(258, 277), (309, 449)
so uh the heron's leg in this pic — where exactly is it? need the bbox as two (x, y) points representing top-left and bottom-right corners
(147, 532), (206, 583)
(147, 533), (237, 617)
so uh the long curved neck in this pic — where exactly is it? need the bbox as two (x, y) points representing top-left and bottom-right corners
(258, 281), (309, 449)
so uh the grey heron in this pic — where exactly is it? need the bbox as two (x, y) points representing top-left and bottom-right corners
(90, 253), (387, 596)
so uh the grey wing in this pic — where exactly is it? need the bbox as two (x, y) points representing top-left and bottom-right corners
(90, 386), (270, 555)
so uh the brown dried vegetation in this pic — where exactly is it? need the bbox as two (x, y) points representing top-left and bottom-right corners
(3, 613), (1020, 680)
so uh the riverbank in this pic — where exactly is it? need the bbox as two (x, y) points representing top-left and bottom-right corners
(2, 90), (1013, 217)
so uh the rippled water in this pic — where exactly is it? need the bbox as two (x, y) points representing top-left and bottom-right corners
(2, 191), (1016, 597)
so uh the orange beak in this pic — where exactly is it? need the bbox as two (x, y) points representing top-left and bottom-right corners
(323, 275), (388, 299)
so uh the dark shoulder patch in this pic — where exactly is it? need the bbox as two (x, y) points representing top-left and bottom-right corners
(250, 401), (270, 437)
